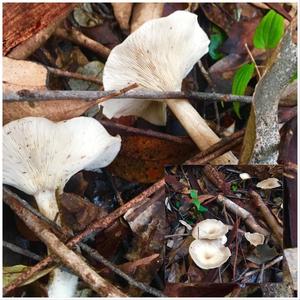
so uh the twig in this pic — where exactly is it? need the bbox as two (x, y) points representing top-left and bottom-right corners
(54, 27), (111, 58)
(217, 195), (269, 236)
(249, 190), (283, 246)
(186, 129), (244, 164)
(3, 192), (127, 297)
(245, 43), (261, 79)
(3, 89), (253, 103)
(3, 180), (165, 295)
(46, 66), (103, 85)
(3, 241), (42, 261)
(242, 255), (283, 279)
(79, 244), (165, 297)
(232, 218), (240, 281)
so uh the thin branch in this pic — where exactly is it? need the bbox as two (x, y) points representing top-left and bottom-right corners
(245, 43), (261, 79)
(46, 66), (103, 85)
(3, 241), (42, 261)
(186, 129), (244, 164)
(242, 255), (283, 279)
(54, 27), (110, 58)
(217, 195), (269, 236)
(3, 89), (253, 103)
(249, 190), (283, 246)
(80, 243), (165, 297)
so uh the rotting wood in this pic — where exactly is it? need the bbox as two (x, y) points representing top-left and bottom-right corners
(3, 3), (76, 56)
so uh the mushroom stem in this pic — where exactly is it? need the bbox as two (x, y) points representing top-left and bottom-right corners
(34, 191), (78, 298)
(34, 191), (60, 223)
(166, 99), (238, 164)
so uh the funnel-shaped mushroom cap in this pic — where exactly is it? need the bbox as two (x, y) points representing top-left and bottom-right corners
(256, 178), (281, 189)
(192, 219), (229, 240)
(102, 10), (210, 125)
(189, 239), (231, 269)
(3, 117), (121, 196)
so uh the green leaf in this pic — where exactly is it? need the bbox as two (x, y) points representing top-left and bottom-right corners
(231, 182), (238, 192)
(189, 189), (198, 200)
(232, 63), (255, 118)
(209, 26), (226, 60)
(192, 198), (208, 213)
(253, 10), (284, 49)
(290, 71), (297, 83)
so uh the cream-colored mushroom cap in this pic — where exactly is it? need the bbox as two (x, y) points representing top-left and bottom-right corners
(244, 232), (265, 246)
(102, 10), (210, 126)
(189, 239), (231, 270)
(256, 178), (281, 189)
(192, 219), (229, 240)
(3, 116), (121, 220)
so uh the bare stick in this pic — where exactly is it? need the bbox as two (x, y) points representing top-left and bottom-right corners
(3, 241), (42, 261)
(245, 43), (261, 79)
(249, 190), (283, 246)
(3, 89), (253, 103)
(186, 129), (244, 164)
(46, 66), (103, 85)
(54, 27), (110, 58)
(3, 193), (126, 297)
(217, 195), (269, 236)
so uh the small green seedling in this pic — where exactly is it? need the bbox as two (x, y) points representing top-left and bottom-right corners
(190, 189), (208, 213)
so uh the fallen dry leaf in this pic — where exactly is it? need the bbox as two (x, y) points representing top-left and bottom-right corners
(130, 3), (164, 32)
(108, 135), (196, 183)
(112, 3), (133, 32)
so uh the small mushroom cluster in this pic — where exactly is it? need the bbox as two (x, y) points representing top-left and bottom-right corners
(189, 219), (231, 269)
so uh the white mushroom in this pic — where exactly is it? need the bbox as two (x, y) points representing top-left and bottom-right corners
(189, 239), (231, 270)
(3, 116), (121, 297)
(102, 10), (237, 165)
(256, 178), (281, 189)
(240, 173), (251, 180)
(192, 219), (229, 240)
(244, 232), (265, 247)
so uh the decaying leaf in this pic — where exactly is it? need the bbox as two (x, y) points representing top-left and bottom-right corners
(68, 61), (103, 91)
(108, 135), (196, 183)
(247, 244), (279, 265)
(130, 3), (164, 32)
(73, 4), (103, 28)
(112, 3), (133, 31)
(3, 57), (48, 91)
(3, 265), (55, 287)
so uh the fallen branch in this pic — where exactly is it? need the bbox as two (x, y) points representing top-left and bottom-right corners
(217, 195), (269, 236)
(3, 192), (126, 297)
(249, 190), (283, 246)
(54, 27), (111, 59)
(186, 129), (244, 164)
(3, 89), (253, 103)
(46, 66), (103, 85)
